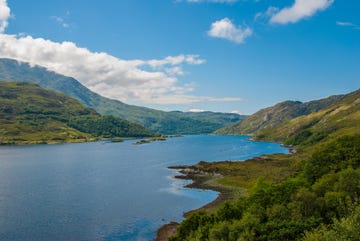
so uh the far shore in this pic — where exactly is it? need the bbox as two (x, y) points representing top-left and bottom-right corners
(0, 136), (153, 146)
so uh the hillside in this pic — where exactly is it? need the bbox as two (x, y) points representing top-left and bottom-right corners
(215, 95), (342, 135)
(0, 58), (244, 134)
(0, 82), (156, 144)
(170, 88), (360, 240)
(255, 88), (360, 146)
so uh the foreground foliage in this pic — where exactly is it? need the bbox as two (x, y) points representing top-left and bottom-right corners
(170, 135), (360, 241)
(171, 89), (360, 240)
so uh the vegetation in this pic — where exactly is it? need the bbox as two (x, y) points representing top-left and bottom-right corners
(68, 115), (156, 138)
(215, 96), (342, 136)
(253, 90), (360, 146)
(0, 58), (245, 134)
(170, 136), (360, 241)
(0, 82), (156, 144)
(134, 136), (167, 145)
(170, 88), (360, 240)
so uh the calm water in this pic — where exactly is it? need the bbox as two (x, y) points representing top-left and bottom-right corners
(0, 135), (288, 241)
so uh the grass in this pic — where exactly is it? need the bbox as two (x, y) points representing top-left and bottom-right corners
(0, 81), (157, 144)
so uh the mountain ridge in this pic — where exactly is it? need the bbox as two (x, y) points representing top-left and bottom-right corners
(254, 88), (360, 146)
(0, 58), (245, 134)
(215, 94), (343, 135)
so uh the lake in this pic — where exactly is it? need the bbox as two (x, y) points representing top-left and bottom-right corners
(0, 135), (288, 241)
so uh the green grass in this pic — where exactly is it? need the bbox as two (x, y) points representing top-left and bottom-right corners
(0, 82), (157, 144)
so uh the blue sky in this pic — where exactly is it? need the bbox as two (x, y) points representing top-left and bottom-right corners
(0, 0), (359, 114)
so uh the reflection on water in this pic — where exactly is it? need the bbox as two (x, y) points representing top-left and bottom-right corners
(0, 135), (288, 240)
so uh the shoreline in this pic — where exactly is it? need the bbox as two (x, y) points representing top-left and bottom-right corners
(154, 147), (295, 240)
(0, 136), (150, 146)
(154, 164), (235, 241)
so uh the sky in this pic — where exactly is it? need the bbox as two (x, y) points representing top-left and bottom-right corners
(0, 0), (359, 114)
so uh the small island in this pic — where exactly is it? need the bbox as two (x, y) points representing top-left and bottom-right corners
(133, 136), (167, 145)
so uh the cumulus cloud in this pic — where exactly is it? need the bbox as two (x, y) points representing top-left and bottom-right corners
(0, 34), (242, 105)
(270, 0), (333, 24)
(0, 0), (10, 33)
(0, 0), (242, 106)
(208, 18), (252, 44)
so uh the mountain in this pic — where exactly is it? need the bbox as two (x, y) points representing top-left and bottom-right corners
(254, 88), (360, 146)
(0, 58), (244, 134)
(0, 82), (156, 144)
(215, 95), (343, 135)
(169, 88), (360, 240)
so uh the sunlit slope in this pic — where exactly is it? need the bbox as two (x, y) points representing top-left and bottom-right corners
(0, 58), (244, 134)
(255, 89), (360, 147)
(215, 95), (342, 135)
(0, 82), (156, 144)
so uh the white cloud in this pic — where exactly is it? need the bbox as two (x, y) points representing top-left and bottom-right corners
(145, 54), (205, 68)
(0, 0), (242, 106)
(189, 108), (206, 112)
(270, 0), (333, 24)
(336, 21), (360, 30)
(254, 7), (278, 22)
(336, 21), (355, 27)
(208, 18), (252, 44)
(51, 16), (70, 28)
(0, 34), (242, 105)
(230, 110), (244, 115)
(0, 0), (10, 33)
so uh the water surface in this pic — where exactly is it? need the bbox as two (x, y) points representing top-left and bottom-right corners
(0, 135), (288, 240)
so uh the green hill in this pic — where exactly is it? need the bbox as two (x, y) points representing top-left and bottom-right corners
(0, 82), (156, 144)
(170, 88), (360, 240)
(215, 95), (342, 135)
(255, 89), (360, 147)
(0, 58), (244, 134)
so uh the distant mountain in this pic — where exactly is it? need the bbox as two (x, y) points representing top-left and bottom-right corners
(254, 88), (360, 146)
(0, 58), (244, 134)
(215, 95), (343, 135)
(0, 82), (156, 144)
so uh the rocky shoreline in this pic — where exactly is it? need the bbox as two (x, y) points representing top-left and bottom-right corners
(154, 152), (295, 241)
(154, 164), (232, 241)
